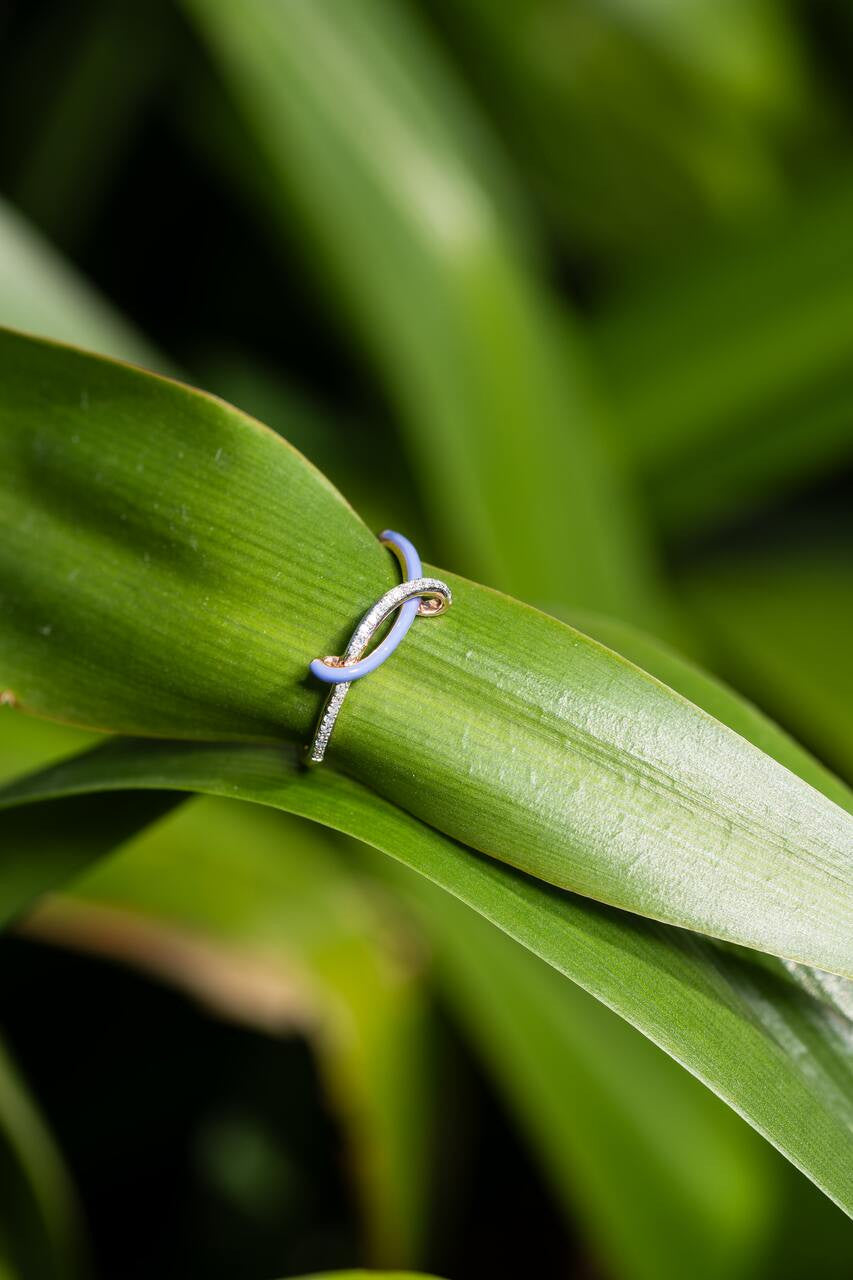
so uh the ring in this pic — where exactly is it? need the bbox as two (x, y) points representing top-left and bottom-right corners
(307, 530), (452, 763)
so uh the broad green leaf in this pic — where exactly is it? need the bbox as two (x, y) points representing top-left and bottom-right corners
(196, 347), (424, 543)
(683, 542), (853, 783)
(0, 1035), (87, 1280)
(0, 189), (414, 556)
(0, 329), (850, 973)
(29, 796), (432, 1268)
(183, 0), (672, 631)
(0, 716), (785, 1280)
(569, 608), (850, 801)
(0, 563), (172, 911)
(593, 178), (853, 534)
(0, 707), (432, 1268)
(374, 858), (778, 1280)
(16, 708), (779, 1280)
(0, 199), (162, 370)
(1, 736), (851, 1216)
(1, 789), (181, 928)
(568, 607), (853, 1018)
(0, 708), (93, 785)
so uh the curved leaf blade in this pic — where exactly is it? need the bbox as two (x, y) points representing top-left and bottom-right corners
(182, 0), (671, 630)
(379, 860), (780, 1280)
(32, 796), (434, 1268)
(0, 328), (851, 973)
(1, 736), (851, 1215)
(683, 544), (853, 784)
(0, 198), (163, 370)
(594, 178), (853, 535)
(3, 714), (784, 1280)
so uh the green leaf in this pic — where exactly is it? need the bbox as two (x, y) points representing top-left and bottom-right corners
(1, 719), (786, 1280)
(22, 719), (778, 1280)
(569, 607), (850, 802)
(1, 736), (851, 1216)
(554, 607), (853, 1027)
(593, 178), (853, 535)
(182, 0), (671, 630)
(0, 1034), (87, 1280)
(29, 795), (433, 1267)
(0, 704), (432, 1268)
(375, 859), (780, 1280)
(0, 198), (164, 370)
(432, 0), (802, 259)
(0, 708), (93, 785)
(683, 540), (853, 783)
(10, 2), (174, 253)
(0, 329), (850, 973)
(2, 789), (181, 927)
(196, 347), (423, 543)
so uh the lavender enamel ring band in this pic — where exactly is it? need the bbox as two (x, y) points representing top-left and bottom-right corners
(307, 530), (452, 763)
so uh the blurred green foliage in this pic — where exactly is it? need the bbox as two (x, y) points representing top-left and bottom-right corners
(0, 0), (851, 1278)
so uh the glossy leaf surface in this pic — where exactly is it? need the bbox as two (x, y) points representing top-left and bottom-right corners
(3, 716), (783, 1280)
(1, 735), (851, 1216)
(377, 858), (779, 1280)
(1, 331), (851, 971)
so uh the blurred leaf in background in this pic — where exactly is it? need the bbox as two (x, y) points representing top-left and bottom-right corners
(0, 711), (433, 1271)
(0, 715), (778, 1280)
(684, 534), (853, 782)
(28, 797), (435, 1268)
(0, 197), (159, 369)
(0, 1035), (86, 1280)
(591, 175), (853, 538)
(182, 0), (677, 636)
(428, 0), (815, 260)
